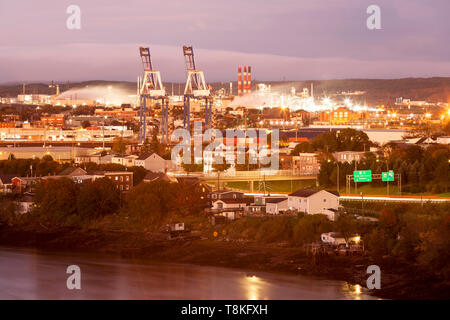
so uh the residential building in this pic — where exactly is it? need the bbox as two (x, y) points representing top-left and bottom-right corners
(292, 153), (320, 175)
(101, 171), (134, 192)
(265, 197), (289, 214)
(288, 189), (339, 219)
(111, 154), (138, 167)
(11, 177), (40, 193)
(437, 136), (450, 144)
(134, 153), (178, 172)
(333, 151), (366, 163)
(58, 167), (87, 177)
(211, 197), (254, 220)
(0, 174), (14, 193)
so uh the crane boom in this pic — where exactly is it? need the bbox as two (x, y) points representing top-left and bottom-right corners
(183, 45), (196, 71)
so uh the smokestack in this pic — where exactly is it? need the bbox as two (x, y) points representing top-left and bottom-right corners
(243, 66), (248, 94)
(237, 66), (242, 96)
(229, 82), (233, 96)
(247, 66), (251, 93)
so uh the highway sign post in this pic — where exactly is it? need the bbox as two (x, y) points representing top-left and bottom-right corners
(354, 170), (372, 182)
(346, 172), (402, 195)
(382, 171), (395, 182)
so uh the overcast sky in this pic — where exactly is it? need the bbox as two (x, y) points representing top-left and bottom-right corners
(0, 0), (449, 83)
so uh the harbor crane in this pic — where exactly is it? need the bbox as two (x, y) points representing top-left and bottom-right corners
(182, 45), (212, 132)
(137, 46), (169, 144)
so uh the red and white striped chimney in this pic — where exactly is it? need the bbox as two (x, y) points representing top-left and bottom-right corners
(247, 66), (251, 93)
(243, 66), (248, 94)
(237, 66), (242, 96)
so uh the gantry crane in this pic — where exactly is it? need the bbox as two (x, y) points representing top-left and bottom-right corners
(137, 46), (169, 144)
(182, 45), (212, 132)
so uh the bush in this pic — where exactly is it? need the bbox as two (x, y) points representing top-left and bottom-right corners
(292, 214), (332, 245)
(77, 177), (120, 219)
(34, 178), (79, 219)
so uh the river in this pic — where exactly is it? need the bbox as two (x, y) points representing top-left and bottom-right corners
(0, 246), (378, 300)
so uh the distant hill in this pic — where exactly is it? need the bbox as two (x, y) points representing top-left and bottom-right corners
(1, 77), (449, 106)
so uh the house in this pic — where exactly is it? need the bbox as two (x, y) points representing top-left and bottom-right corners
(103, 171), (133, 192)
(0, 174), (15, 193)
(134, 153), (177, 172)
(58, 167), (87, 177)
(11, 177), (40, 193)
(332, 151), (366, 163)
(288, 189), (339, 219)
(211, 197), (254, 220)
(436, 136), (450, 144)
(74, 153), (112, 165)
(176, 176), (212, 206)
(209, 190), (245, 201)
(111, 154), (138, 167)
(16, 193), (34, 214)
(248, 196), (267, 214)
(88, 171), (134, 192)
(265, 197), (289, 214)
(292, 153), (321, 175)
(143, 172), (170, 183)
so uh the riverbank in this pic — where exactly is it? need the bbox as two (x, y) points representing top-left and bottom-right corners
(0, 225), (448, 300)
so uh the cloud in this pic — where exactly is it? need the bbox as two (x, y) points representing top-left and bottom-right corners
(0, 43), (449, 83)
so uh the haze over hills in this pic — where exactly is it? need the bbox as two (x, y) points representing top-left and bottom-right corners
(1, 77), (449, 107)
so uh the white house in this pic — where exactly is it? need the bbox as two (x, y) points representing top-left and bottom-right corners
(265, 197), (288, 214)
(211, 198), (253, 220)
(135, 153), (178, 172)
(288, 189), (339, 218)
(437, 136), (450, 144)
(111, 154), (138, 167)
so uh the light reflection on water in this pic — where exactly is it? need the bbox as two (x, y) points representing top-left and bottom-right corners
(0, 246), (379, 300)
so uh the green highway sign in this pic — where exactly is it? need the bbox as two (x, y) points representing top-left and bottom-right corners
(354, 170), (372, 182)
(382, 171), (395, 182)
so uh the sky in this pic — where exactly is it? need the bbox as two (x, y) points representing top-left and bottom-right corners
(0, 0), (449, 83)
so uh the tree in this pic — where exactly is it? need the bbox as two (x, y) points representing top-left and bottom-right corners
(128, 166), (148, 185)
(336, 128), (371, 151)
(318, 160), (334, 187)
(112, 137), (128, 155)
(293, 214), (332, 245)
(42, 154), (54, 162)
(312, 131), (338, 152)
(77, 177), (120, 219)
(212, 162), (231, 173)
(334, 214), (358, 244)
(81, 120), (91, 128)
(149, 132), (163, 155)
(34, 178), (79, 218)
(291, 142), (315, 155)
(378, 208), (399, 235)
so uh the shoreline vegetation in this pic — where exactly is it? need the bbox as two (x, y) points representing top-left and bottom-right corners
(0, 222), (448, 300)
(0, 178), (449, 300)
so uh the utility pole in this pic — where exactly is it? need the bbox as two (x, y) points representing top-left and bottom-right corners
(386, 160), (389, 196)
(336, 162), (340, 193)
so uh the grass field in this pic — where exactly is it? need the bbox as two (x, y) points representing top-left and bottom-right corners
(220, 180), (450, 198)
